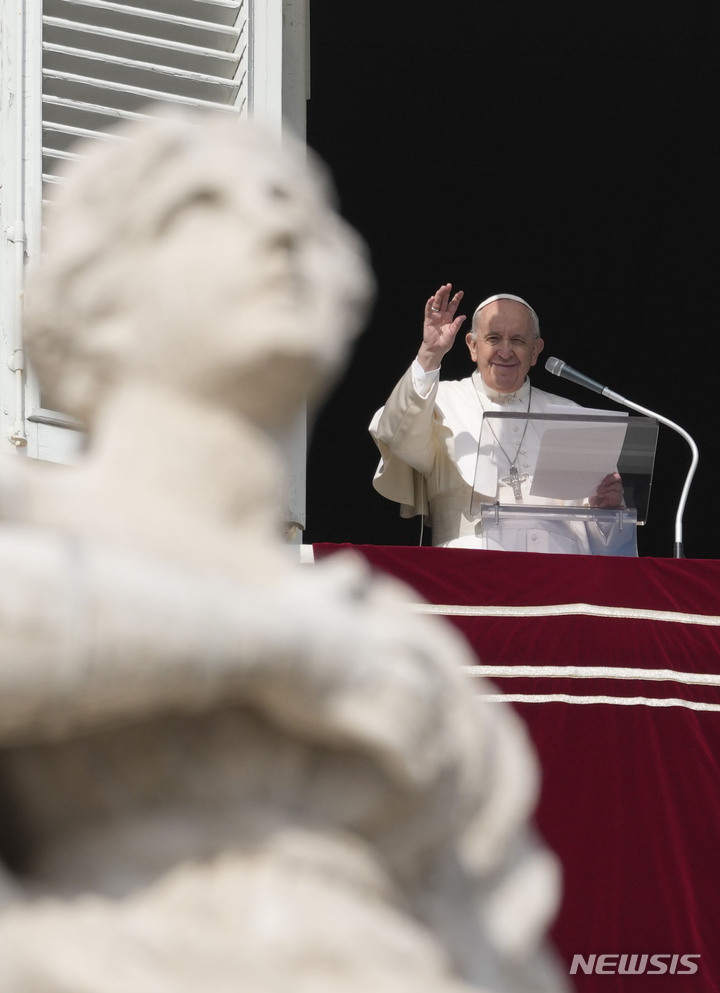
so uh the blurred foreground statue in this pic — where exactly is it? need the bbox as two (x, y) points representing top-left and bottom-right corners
(0, 109), (568, 992)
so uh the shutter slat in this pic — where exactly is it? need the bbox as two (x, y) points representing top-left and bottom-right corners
(43, 13), (242, 53)
(44, 66), (243, 106)
(105, 0), (243, 27)
(42, 120), (133, 152)
(43, 26), (242, 76)
(44, 86), (243, 120)
(44, 0), (245, 33)
(44, 48), (245, 93)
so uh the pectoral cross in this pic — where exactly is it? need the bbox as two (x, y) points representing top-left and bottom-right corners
(501, 465), (529, 502)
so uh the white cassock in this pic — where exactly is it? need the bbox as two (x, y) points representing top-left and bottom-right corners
(369, 362), (636, 555)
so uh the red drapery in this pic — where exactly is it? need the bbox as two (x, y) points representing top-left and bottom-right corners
(314, 545), (720, 992)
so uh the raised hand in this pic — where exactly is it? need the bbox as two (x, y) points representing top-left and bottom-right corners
(417, 283), (467, 371)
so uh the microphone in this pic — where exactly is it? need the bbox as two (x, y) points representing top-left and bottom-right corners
(544, 356), (606, 395)
(545, 356), (699, 558)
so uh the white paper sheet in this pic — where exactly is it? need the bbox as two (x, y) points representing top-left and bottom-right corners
(529, 410), (628, 500)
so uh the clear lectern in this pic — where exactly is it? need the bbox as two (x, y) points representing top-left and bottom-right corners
(471, 410), (659, 555)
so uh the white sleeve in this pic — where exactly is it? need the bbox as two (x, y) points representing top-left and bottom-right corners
(411, 358), (441, 398)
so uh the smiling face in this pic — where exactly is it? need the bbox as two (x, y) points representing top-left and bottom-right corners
(465, 299), (544, 393)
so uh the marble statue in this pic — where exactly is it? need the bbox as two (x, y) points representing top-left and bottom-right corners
(0, 108), (568, 993)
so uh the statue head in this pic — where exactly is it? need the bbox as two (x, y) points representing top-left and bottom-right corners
(24, 108), (374, 430)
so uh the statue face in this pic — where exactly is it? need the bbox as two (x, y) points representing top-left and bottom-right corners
(127, 133), (371, 425)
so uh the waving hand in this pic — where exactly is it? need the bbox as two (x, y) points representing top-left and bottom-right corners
(417, 283), (467, 371)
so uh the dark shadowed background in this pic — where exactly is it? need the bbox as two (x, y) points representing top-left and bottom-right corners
(304, 2), (718, 559)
